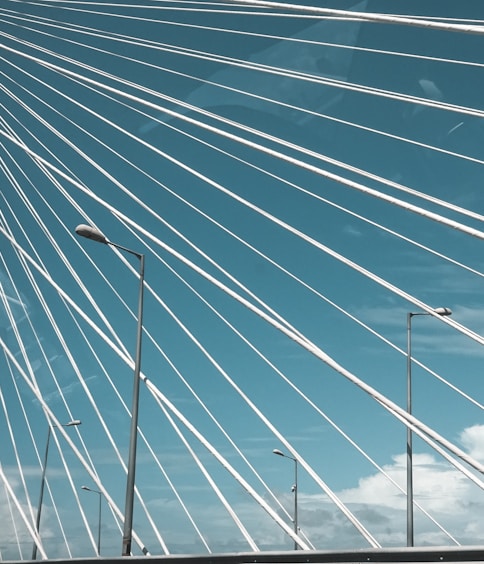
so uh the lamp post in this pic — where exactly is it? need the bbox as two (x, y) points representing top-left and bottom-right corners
(406, 306), (452, 547)
(32, 419), (82, 560)
(75, 224), (144, 557)
(273, 448), (298, 550)
(82, 486), (103, 556)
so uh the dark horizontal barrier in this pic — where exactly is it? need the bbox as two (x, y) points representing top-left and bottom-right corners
(17, 546), (484, 564)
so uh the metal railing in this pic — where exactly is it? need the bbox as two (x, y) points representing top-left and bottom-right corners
(18, 546), (484, 564)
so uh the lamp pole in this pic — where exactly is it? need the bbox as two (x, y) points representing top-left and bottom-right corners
(32, 419), (82, 560)
(75, 224), (144, 557)
(82, 486), (103, 556)
(273, 448), (298, 550)
(406, 307), (451, 547)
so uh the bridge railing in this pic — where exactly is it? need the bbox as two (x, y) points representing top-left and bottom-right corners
(13, 546), (484, 564)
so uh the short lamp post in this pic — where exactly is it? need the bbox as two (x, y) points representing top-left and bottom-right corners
(406, 306), (452, 547)
(82, 486), (103, 556)
(273, 448), (298, 550)
(32, 419), (82, 560)
(75, 224), (144, 557)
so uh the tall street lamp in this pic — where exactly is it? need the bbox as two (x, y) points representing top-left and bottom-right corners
(32, 419), (82, 560)
(406, 306), (452, 547)
(75, 224), (144, 557)
(82, 485), (103, 556)
(273, 448), (298, 550)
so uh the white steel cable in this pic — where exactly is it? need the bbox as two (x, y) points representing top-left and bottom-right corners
(64, 299), (271, 553)
(3, 72), (479, 417)
(4, 6), (484, 71)
(46, 429), (93, 557)
(154, 399), (259, 551)
(3, 69), (482, 358)
(0, 206), (168, 555)
(1, 131), (227, 553)
(113, 221), (296, 524)
(0, 299), (312, 551)
(0, 80), (311, 344)
(224, 0), (484, 34)
(0, 352), (37, 527)
(3, 40), (483, 244)
(61, 303), (172, 553)
(142, 382), (357, 549)
(62, 297), (213, 554)
(0, 108), (321, 536)
(2, 210), (482, 480)
(5, 12), (484, 180)
(4, 66), (480, 414)
(0, 227), (96, 557)
(4, 8), (484, 73)
(0, 287), (76, 554)
(87, 221), (370, 548)
(5, 23), (480, 187)
(3, 22), (484, 225)
(121, 223), (460, 544)
(0, 165), (125, 482)
(129, 265), (378, 547)
(0, 239), (95, 558)
(3, 478), (24, 559)
(0, 198), (161, 552)
(0, 464), (47, 560)
(3, 35), (484, 247)
(1, 0), (482, 532)
(3, 125), (482, 352)
(0, 231), (82, 555)
(44, 76), (483, 287)
(3, 218), (484, 545)
(8, 0), (484, 33)
(0, 337), (151, 556)
(377, 398), (484, 491)
(1, 179), (259, 550)
(0, 212), (375, 547)
(1, 0), (482, 548)
(3, 27), (484, 124)
(0, 116), (131, 361)
(2, 117), (484, 350)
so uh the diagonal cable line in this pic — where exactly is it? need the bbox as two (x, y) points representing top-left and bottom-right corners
(1, 2), (483, 553)
(3, 37), (483, 243)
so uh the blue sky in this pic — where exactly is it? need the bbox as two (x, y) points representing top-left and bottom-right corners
(1, 0), (484, 558)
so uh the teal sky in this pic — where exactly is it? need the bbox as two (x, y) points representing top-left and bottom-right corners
(1, 0), (484, 558)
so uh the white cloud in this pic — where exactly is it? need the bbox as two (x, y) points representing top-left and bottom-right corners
(294, 442), (484, 548)
(223, 427), (484, 550)
(460, 425), (484, 463)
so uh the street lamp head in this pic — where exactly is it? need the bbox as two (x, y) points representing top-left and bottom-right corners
(75, 224), (108, 244)
(434, 307), (452, 317)
(66, 420), (82, 426)
(273, 448), (285, 457)
(82, 485), (101, 494)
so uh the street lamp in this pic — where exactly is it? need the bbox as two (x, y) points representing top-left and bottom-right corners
(32, 419), (82, 560)
(82, 486), (103, 556)
(273, 448), (298, 550)
(75, 224), (145, 557)
(406, 306), (452, 547)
